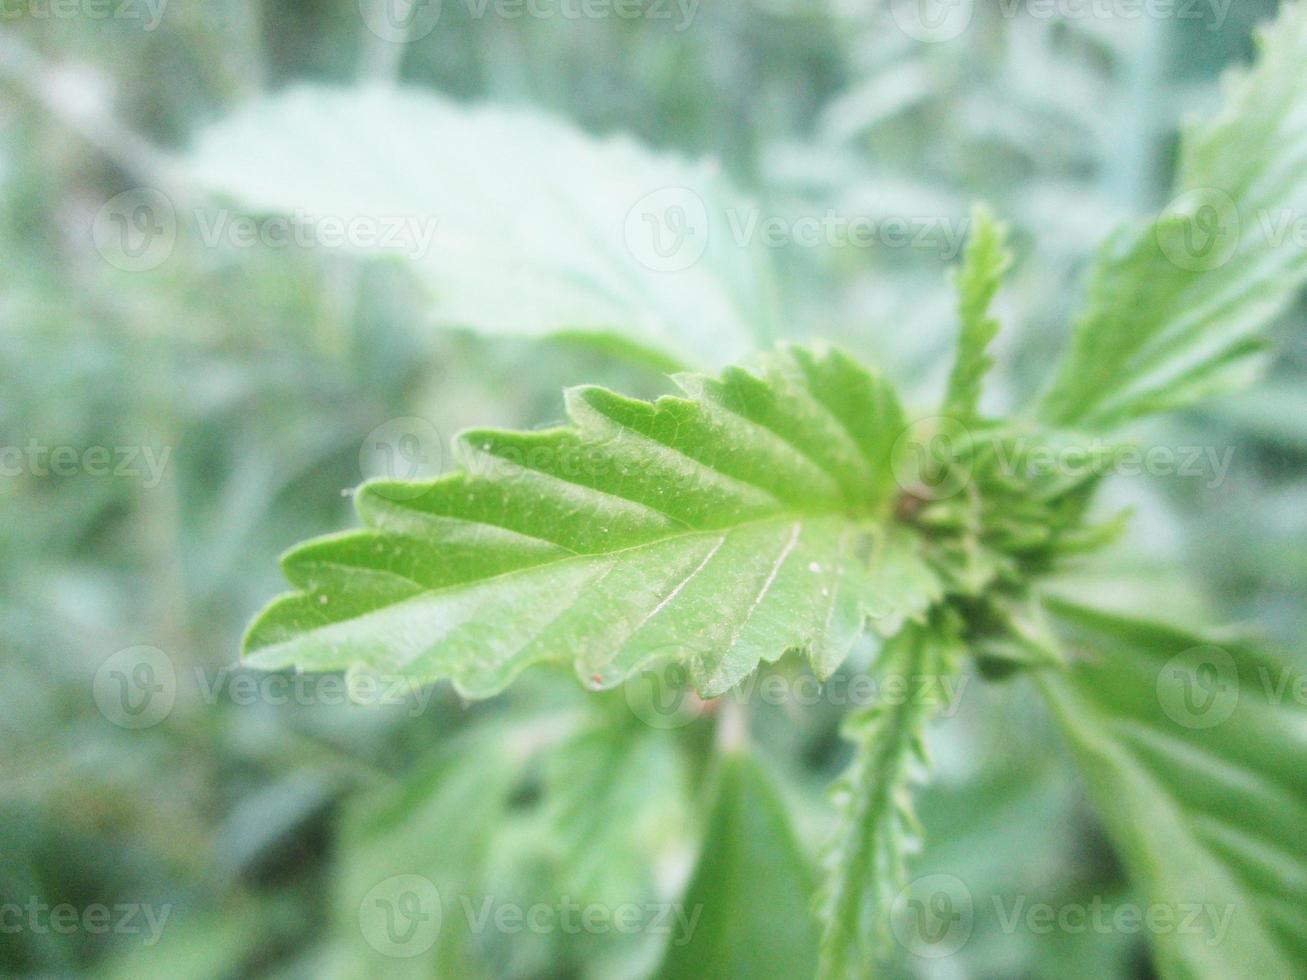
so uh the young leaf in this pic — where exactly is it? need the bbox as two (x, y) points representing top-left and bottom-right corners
(186, 85), (778, 369)
(816, 616), (964, 978)
(1038, 2), (1307, 429)
(1038, 601), (1307, 978)
(944, 204), (1012, 419)
(653, 750), (821, 979)
(243, 344), (941, 699)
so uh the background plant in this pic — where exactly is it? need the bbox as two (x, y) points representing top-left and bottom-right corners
(2, 1), (1305, 977)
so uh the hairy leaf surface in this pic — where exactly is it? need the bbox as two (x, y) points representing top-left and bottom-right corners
(816, 617), (964, 978)
(1039, 3), (1307, 428)
(1039, 601), (1307, 978)
(243, 345), (941, 698)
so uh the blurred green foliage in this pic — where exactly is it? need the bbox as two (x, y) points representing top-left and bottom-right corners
(2, 0), (1303, 976)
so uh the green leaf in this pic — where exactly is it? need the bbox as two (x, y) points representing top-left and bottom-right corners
(944, 204), (1012, 419)
(186, 84), (778, 369)
(1201, 377), (1307, 452)
(337, 725), (524, 978)
(1037, 600), (1307, 979)
(243, 344), (941, 699)
(102, 896), (289, 980)
(654, 750), (821, 979)
(816, 615), (964, 979)
(1038, 2), (1307, 429)
(540, 711), (693, 909)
